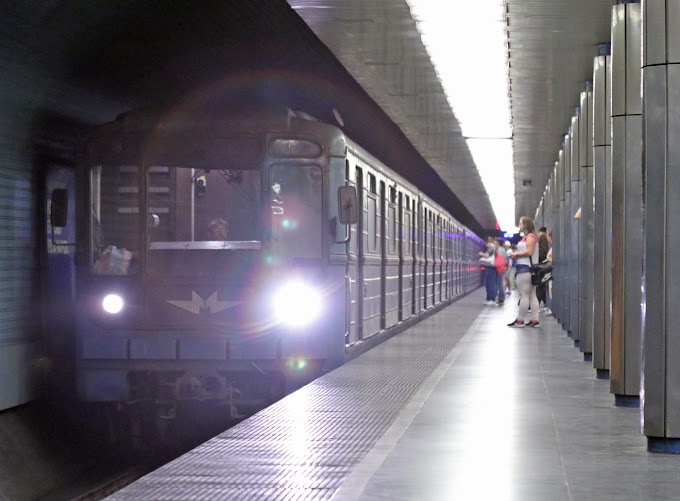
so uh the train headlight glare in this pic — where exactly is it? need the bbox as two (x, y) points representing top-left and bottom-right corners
(102, 294), (124, 314)
(273, 281), (322, 327)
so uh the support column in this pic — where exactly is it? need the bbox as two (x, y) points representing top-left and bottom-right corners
(562, 140), (572, 333)
(551, 162), (559, 318)
(580, 84), (594, 358)
(641, 0), (680, 453)
(610, 1), (642, 407)
(554, 158), (564, 324)
(593, 45), (612, 379)
(570, 113), (581, 344)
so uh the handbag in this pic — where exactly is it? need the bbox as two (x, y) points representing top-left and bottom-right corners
(494, 251), (509, 274)
(479, 255), (494, 267)
(529, 256), (549, 286)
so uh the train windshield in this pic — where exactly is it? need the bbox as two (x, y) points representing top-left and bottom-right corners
(269, 165), (322, 265)
(88, 163), (262, 278)
(145, 165), (261, 277)
(90, 165), (141, 275)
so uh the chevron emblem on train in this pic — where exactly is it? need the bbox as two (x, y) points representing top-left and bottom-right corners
(167, 291), (239, 315)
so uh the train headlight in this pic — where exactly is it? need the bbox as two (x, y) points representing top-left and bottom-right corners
(102, 294), (124, 314)
(273, 281), (322, 328)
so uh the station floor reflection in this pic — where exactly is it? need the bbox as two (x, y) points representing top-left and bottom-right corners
(111, 289), (680, 501)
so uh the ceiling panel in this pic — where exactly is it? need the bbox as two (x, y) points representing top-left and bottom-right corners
(289, 0), (616, 230)
(507, 0), (613, 218)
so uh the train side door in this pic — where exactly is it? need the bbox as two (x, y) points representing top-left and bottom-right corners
(355, 167), (364, 340)
(379, 180), (386, 329)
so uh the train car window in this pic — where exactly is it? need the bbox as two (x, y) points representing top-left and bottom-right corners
(269, 165), (323, 263)
(368, 173), (376, 194)
(388, 202), (397, 254)
(367, 193), (377, 253)
(404, 207), (412, 257)
(90, 165), (140, 275)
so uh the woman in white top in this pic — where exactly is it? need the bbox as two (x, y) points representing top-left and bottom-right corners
(508, 216), (540, 327)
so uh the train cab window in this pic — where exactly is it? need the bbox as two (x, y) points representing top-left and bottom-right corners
(90, 165), (140, 275)
(269, 165), (322, 263)
(145, 164), (262, 278)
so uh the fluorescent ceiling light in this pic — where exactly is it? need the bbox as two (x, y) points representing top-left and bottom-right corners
(407, 0), (515, 231)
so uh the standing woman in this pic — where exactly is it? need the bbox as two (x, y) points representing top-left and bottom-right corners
(508, 217), (540, 327)
(479, 237), (497, 305)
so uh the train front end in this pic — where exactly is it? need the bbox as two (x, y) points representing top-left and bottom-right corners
(75, 108), (347, 418)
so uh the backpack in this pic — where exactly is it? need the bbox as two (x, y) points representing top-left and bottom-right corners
(494, 251), (508, 274)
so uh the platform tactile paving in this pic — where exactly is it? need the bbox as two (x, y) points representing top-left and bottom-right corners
(108, 293), (483, 500)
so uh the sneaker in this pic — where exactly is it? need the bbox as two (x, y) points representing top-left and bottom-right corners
(497, 300), (504, 305)
(527, 320), (540, 328)
(484, 300), (496, 305)
(507, 319), (525, 328)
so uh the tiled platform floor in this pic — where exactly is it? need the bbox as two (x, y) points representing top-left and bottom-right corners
(111, 290), (680, 500)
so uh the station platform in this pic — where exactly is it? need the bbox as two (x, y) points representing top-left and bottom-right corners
(109, 289), (680, 500)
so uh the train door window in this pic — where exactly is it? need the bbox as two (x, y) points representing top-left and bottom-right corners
(418, 202), (424, 258)
(426, 210), (432, 256)
(403, 195), (412, 257)
(367, 172), (378, 253)
(90, 165), (140, 275)
(437, 215), (442, 258)
(388, 186), (397, 255)
(270, 165), (323, 261)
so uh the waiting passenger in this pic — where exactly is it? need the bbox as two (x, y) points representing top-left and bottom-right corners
(507, 216), (540, 328)
(207, 218), (229, 241)
(536, 228), (550, 308)
(479, 237), (497, 305)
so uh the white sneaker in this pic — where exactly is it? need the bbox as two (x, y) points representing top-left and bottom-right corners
(484, 300), (496, 305)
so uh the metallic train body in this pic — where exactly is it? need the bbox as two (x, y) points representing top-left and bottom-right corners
(54, 105), (483, 417)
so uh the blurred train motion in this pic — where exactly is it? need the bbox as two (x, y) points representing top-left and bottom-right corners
(46, 102), (484, 444)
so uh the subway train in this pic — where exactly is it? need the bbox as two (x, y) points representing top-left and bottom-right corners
(46, 102), (483, 440)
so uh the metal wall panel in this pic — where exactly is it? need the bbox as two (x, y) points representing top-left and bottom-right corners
(642, 64), (666, 437)
(0, 123), (40, 410)
(668, 0), (680, 63)
(643, 0), (666, 65)
(610, 3), (642, 399)
(664, 63), (680, 435)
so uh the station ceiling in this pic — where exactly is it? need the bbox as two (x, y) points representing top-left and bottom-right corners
(290, 0), (616, 229)
(4, 0), (616, 233)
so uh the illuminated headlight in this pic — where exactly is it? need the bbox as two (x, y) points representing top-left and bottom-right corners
(273, 281), (322, 327)
(102, 294), (124, 314)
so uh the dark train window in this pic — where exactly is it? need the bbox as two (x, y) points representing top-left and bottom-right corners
(404, 206), (412, 257)
(388, 204), (397, 254)
(368, 173), (377, 194)
(269, 138), (322, 158)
